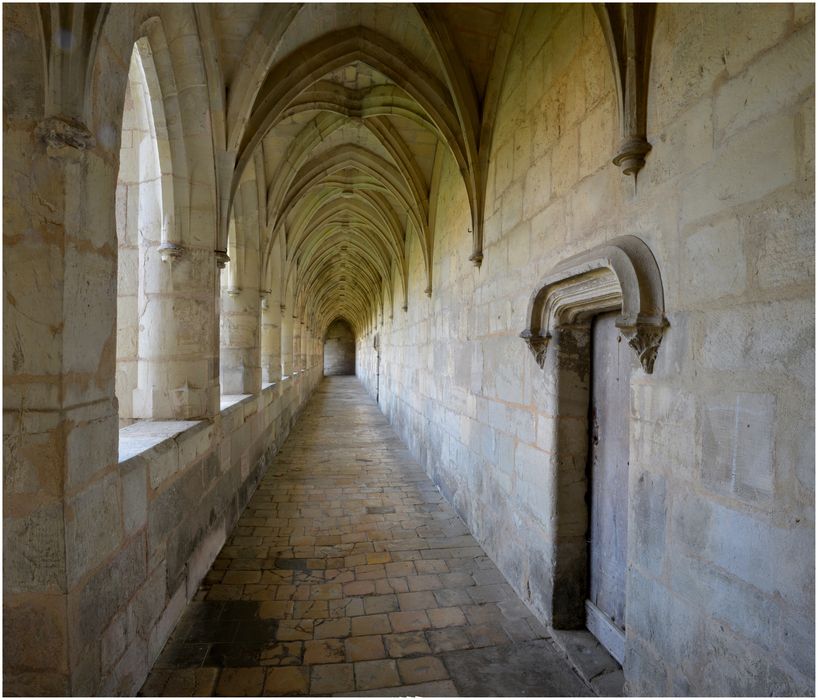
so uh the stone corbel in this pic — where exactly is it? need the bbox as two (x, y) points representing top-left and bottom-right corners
(618, 322), (666, 374)
(260, 290), (271, 310)
(215, 250), (230, 269)
(519, 330), (550, 369)
(36, 115), (96, 155)
(158, 242), (184, 263)
(520, 235), (667, 373)
(594, 4), (656, 181)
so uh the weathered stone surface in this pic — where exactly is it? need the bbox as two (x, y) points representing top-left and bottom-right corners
(442, 639), (592, 696)
(4, 503), (66, 593)
(3, 595), (68, 672)
(121, 458), (148, 534)
(65, 472), (123, 586)
(69, 535), (147, 664)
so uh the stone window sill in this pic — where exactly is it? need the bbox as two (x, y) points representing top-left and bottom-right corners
(220, 394), (252, 412)
(118, 419), (205, 465)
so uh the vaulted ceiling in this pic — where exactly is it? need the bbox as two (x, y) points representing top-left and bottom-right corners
(211, 3), (520, 336)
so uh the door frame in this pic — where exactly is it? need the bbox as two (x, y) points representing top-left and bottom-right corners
(519, 236), (667, 630)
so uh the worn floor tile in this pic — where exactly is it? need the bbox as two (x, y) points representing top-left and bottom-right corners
(353, 659), (401, 690)
(309, 663), (355, 694)
(442, 640), (593, 696)
(397, 656), (449, 684)
(345, 635), (386, 662)
(139, 378), (594, 697)
(214, 667), (265, 696)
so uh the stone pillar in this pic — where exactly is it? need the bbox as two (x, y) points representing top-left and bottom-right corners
(306, 330), (313, 370)
(220, 290), (261, 395)
(293, 317), (303, 373)
(130, 242), (219, 419)
(4, 29), (130, 681)
(309, 326), (320, 369)
(261, 292), (282, 384)
(219, 182), (261, 396)
(281, 306), (293, 378)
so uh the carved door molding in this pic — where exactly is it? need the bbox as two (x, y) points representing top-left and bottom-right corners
(520, 235), (667, 374)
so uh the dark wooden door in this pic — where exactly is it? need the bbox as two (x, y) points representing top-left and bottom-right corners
(586, 311), (631, 664)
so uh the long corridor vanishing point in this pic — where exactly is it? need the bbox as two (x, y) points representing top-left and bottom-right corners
(139, 377), (594, 697)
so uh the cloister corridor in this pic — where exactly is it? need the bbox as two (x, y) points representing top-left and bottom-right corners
(4, 3), (813, 696)
(139, 377), (603, 697)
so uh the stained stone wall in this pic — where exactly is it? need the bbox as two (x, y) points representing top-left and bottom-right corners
(357, 4), (814, 696)
(323, 319), (356, 375)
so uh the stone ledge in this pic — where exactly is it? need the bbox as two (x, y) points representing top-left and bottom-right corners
(118, 420), (205, 464)
(219, 394), (253, 413)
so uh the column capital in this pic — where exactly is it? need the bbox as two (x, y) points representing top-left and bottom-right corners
(158, 242), (184, 263)
(215, 250), (230, 269)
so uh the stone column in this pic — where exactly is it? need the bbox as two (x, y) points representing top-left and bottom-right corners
(220, 290), (261, 395)
(293, 317), (303, 373)
(218, 182), (261, 396)
(307, 325), (319, 369)
(260, 292), (282, 384)
(130, 241), (219, 419)
(281, 306), (293, 378)
(304, 326), (313, 370)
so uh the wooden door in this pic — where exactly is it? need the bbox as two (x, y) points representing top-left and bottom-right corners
(585, 311), (631, 664)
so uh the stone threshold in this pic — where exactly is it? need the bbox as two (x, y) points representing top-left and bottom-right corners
(550, 628), (625, 696)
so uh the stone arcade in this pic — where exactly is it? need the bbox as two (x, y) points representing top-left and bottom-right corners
(3, 3), (814, 697)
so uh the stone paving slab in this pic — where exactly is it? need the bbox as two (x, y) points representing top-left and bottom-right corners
(139, 377), (594, 697)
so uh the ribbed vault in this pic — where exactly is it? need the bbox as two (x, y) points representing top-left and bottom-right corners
(215, 4), (520, 341)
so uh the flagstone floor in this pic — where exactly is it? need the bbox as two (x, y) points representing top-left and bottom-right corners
(139, 376), (592, 697)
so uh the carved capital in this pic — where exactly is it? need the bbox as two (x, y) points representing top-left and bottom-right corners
(214, 250), (230, 269)
(469, 250), (483, 267)
(36, 115), (96, 153)
(520, 330), (550, 369)
(619, 322), (665, 374)
(157, 242), (184, 263)
(424, 286), (432, 298)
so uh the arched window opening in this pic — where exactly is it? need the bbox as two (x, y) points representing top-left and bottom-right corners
(116, 40), (165, 427)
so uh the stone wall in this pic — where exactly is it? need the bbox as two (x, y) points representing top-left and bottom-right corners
(357, 4), (814, 695)
(323, 319), (356, 375)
